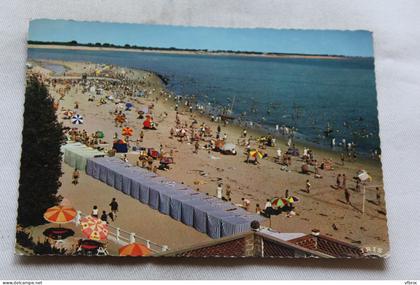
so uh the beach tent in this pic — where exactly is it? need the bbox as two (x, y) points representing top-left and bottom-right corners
(61, 142), (105, 170)
(84, 156), (267, 239)
(112, 139), (128, 153)
(220, 143), (237, 155)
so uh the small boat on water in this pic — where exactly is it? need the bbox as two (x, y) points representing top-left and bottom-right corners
(220, 95), (236, 120)
(324, 123), (334, 137)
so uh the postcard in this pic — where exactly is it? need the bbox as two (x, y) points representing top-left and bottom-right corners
(16, 19), (389, 258)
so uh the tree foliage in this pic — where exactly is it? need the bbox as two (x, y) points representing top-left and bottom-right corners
(17, 76), (65, 227)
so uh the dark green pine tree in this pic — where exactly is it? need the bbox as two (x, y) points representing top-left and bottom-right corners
(17, 76), (65, 227)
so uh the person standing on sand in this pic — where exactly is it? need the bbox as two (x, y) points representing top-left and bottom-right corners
(264, 199), (271, 210)
(336, 174), (342, 189)
(243, 129), (247, 138)
(306, 180), (311, 193)
(194, 140), (200, 154)
(72, 168), (80, 185)
(139, 130), (144, 142)
(276, 148), (282, 163)
(344, 188), (351, 205)
(376, 187), (381, 205)
(285, 189), (289, 199)
(245, 148), (251, 164)
(91, 206), (99, 218)
(355, 180), (361, 192)
(255, 204), (261, 214)
(342, 174), (347, 189)
(225, 185), (232, 200)
(109, 198), (118, 218)
(216, 183), (223, 199)
(242, 198), (251, 210)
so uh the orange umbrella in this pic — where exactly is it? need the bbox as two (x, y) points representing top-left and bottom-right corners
(119, 243), (151, 257)
(122, 127), (133, 137)
(80, 215), (109, 241)
(43, 206), (77, 225)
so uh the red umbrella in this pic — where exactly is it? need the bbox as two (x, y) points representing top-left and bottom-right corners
(43, 206), (77, 225)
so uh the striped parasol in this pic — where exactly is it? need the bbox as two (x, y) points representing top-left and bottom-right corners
(71, 114), (84, 124)
(249, 149), (263, 159)
(80, 215), (109, 241)
(119, 243), (151, 257)
(43, 206), (77, 225)
(287, 196), (300, 204)
(270, 197), (288, 208)
(122, 127), (133, 137)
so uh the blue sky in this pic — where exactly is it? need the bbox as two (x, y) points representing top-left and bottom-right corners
(29, 19), (373, 57)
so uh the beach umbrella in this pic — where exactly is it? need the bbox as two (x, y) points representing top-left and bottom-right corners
(95, 130), (105, 139)
(43, 206), (77, 225)
(287, 196), (300, 204)
(271, 197), (288, 208)
(249, 150), (263, 159)
(43, 227), (75, 240)
(71, 114), (84, 124)
(122, 127), (134, 137)
(80, 215), (109, 241)
(78, 239), (103, 255)
(119, 243), (151, 257)
(115, 114), (125, 124)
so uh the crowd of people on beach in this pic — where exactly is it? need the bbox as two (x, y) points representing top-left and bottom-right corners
(27, 61), (385, 245)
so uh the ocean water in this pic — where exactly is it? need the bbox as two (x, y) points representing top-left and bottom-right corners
(28, 48), (380, 155)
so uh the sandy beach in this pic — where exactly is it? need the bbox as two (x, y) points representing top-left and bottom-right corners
(26, 58), (389, 254)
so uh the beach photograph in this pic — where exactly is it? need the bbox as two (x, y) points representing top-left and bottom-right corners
(15, 19), (389, 258)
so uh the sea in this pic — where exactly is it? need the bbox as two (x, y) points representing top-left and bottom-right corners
(28, 48), (381, 156)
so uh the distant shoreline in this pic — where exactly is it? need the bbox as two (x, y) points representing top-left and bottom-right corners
(28, 44), (360, 60)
